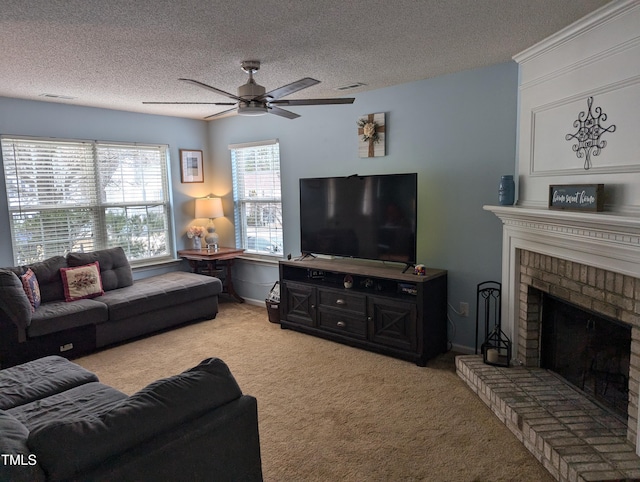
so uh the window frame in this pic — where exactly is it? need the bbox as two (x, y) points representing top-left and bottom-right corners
(1, 135), (174, 266)
(229, 139), (283, 259)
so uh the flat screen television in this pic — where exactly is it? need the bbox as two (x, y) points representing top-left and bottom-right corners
(300, 173), (417, 264)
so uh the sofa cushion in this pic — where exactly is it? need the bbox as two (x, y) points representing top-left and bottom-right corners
(0, 269), (32, 331)
(27, 299), (108, 337)
(10, 382), (127, 431)
(60, 261), (105, 301)
(25, 256), (68, 303)
(95, 271), (220, 321)
(0, 410), (45, 482)
(27, 358), (242, 480)
(67, 247), (133, 291)
(20, 268), (41, 311)
(0, 355), (99, 410)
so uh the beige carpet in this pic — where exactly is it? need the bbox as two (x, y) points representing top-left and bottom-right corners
(75, 302), (553, 482)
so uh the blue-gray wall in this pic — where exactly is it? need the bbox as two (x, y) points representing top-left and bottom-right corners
(209, 61), (518, 352)
(0, 60), (517, 351)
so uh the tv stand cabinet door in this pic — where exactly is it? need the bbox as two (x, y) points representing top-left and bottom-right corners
(282, 282), (317, 327)
(367, 297), (417, 352)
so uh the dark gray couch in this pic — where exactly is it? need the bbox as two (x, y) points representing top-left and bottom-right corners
(0, 355), (263, 481)
(0, 247), (222, 368)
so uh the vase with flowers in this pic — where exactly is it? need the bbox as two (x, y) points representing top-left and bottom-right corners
(187, 225), (205, 250)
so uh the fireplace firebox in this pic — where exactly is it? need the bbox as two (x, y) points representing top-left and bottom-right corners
(541, 294), (631, 420)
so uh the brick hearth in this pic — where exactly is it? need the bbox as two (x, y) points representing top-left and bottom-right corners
(456, 355), (640, 482)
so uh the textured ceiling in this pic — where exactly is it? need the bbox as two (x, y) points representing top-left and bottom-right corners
(0, 0), (611, 121)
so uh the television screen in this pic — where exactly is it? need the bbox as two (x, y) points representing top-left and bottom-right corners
(300, 173), (417, 263)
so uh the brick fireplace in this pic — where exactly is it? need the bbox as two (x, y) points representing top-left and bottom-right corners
(518, 249), (639, 444)
(465, 4), (640, 479)
(455, 206), (640, 480)
(485, 206), (640, 450)
(454, 206), (640, 481)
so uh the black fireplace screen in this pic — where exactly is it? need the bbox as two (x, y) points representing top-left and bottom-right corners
(541, 294), (631, 420)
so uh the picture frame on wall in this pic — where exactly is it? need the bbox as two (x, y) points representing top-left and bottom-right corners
(180, 149), (204, 183)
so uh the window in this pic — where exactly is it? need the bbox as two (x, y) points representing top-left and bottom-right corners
(1, 136), (173, 266)
(230, 139), (282, 257)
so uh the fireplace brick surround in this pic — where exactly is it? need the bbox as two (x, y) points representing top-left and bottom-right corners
(457, 246), (640, 481)
(518, 249), (640, 445)
(464, 205), (640, 481)
(457, 249), (640, 481)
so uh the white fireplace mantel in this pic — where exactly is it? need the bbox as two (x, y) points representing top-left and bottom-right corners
(484, 204), (640, 349)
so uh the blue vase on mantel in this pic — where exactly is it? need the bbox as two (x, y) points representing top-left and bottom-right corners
(498, 175), (515, 206)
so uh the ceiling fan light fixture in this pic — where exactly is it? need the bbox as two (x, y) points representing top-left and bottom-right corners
(237, 101), (267, 116)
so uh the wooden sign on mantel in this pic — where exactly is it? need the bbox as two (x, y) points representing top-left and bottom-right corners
(548, 184), (604, 212)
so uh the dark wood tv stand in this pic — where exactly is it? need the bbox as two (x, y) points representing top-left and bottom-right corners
(279, 257), (447, 366)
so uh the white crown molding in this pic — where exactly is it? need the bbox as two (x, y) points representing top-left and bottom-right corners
(513, 0), (640, 65)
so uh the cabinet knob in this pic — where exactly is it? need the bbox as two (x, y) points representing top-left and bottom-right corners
(336, 321), (346, 328)
(311, 304), (316, 309)
(336, 299), (346, 305)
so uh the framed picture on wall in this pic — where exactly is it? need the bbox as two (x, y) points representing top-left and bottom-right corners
(180, 149), (204, 183)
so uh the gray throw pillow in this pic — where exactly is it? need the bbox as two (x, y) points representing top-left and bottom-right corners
(26, 256), (68, 303)
(0, 269), (32, 332)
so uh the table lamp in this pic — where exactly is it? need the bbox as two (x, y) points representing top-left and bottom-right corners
(195, 197), (224, 251)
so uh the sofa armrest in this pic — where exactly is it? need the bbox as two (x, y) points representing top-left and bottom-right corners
(70, 395), (263, 482)
(0, 269), (32, 341)
(27, 358), (243, 480)
(0, 411), (46, 482)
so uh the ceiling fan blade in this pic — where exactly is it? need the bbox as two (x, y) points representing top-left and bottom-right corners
(142, 101), (237, 105)
(204, 107), (238, 120)
(269, 97), (355, 106)
(259, 78), (320, 101)
(179, 78), (244, 101)
(268, 106), (300, 119)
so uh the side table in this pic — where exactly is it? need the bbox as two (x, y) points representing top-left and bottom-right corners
(177, 247), (245, 303)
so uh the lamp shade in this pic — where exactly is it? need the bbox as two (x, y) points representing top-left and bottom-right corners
(195, 197), (224, 219)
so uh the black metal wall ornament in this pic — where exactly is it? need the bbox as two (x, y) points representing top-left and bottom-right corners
(565, 96), (616, 170)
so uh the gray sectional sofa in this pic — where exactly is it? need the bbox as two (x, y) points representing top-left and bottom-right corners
(0, 355), (263, 481)
(0, 247), (222, 368)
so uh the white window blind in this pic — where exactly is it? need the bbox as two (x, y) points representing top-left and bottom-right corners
(1, 136), (173, 265)
(230, 139), (282, 256)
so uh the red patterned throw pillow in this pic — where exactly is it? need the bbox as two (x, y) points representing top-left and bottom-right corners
(20, 268), (41, 312)
(60, 261), (104, 302)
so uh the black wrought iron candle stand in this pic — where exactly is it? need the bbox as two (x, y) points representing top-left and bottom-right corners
(476, 281), (511, 367)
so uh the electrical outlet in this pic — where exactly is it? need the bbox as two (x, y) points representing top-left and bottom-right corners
(459, 302), (469, 317)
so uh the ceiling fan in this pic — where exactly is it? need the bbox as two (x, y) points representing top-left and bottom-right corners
(143, 60), (355, 120)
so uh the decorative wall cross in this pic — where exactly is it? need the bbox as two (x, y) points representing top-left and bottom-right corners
(357, 113), (386, 157)
(565, 96), (616, 170)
